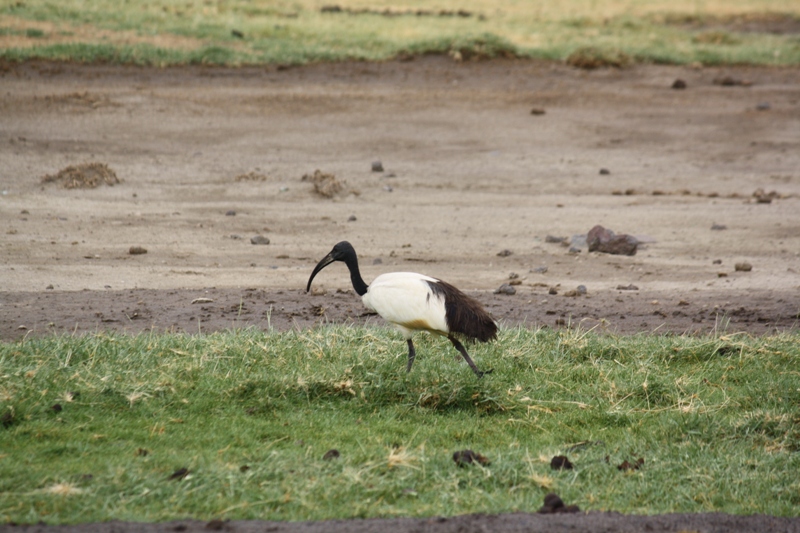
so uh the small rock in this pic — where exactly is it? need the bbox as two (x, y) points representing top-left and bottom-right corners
(494, 283), (516, 295)
(322, 449), (340, 461)
(756, 102), (771, 111)
(718, 272), (728, 278)
(734, 262), (752, 272)
(508, 272), (519, 280)
(225, 210), (236, 216)
(497, 249), (513, 257)
(599, 168), (611, 175)
(46, 284), (54, 290)
(129, 246), (148, 255)
(712, 259), (722, 264)
(530, 108), (546, 115)
(548, 286), (558, 295)
(711, 223), (727, 230)
(453, 449), (490, 467)
(545, 235), (566, 243)
(347, 215), (357, 222)
(550, 455), (573, 470)
(616, 284), (639, 291)
(587, 225), (638, 255)
(371, 161), (384, 172)
(229, 234), (242, 240)
(250, 235), (270, 245)
(671, 79), (687, 89)
(372, 258), (383, 265)
(532, 266), (548, 274)
(567, 246), (581, 254)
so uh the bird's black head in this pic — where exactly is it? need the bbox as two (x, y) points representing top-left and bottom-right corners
(306, 241), (360, 293)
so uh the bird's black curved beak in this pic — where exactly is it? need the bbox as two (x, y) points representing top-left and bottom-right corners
(306, 252), (335, 292)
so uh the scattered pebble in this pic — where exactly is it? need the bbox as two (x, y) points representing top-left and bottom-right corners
(530, 108), (546, 115)
(712, 259), (722, 264)
(545, 235), (566, 243)
(347, 215), (357, 222)
(371, 161), (384, 172)
(250, 235), (270, 245)
(452, 449), (490, 467)
(568, 246), (581, 254)
(322, 449), (340, 461)
(494, 283), (516, 295)
(735, 262), (753, 272)
(508, 272), (519, 280)
(616, 284), (639, 291)
(531, 266), (548, 274)
(46, 284), (54, 290)
(229, 234), (242, 240)
(599, 168), (611, 175)
(718, 272), (728, 278)
(756, 102), (771, 111)
(671, 79), (687, 89)
(372, 258), (383, 265)
(711, 223), (727, 230)
(538, 493), (580, 514)
(550, 455), (573, 470)
(225, 210), (236, 216)
(497, 249), (513, 257)
(548, 287), (558, 295)
(576, 284), (587, 295)
(129, 246), (148, 255)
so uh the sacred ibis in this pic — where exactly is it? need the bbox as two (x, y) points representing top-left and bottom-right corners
(306, 241), (496, 378)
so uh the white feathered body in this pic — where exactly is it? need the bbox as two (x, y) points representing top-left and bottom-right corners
(361, 272), (449, 338)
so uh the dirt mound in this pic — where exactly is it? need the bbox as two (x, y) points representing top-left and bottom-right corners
(41, 162), (120, 189)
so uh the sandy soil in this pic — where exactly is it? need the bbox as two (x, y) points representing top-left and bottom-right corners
(1, 58), (800, 530)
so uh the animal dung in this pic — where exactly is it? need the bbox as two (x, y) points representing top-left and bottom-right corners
(550, 455), (574, 470)
(452, 449), (490, 467)
(538, 492), (580, 513)
(168, 467), (190, 481)
(617, 457), (645, 471)
(302, 169), (347, 198)
(322, 449), (341, 461)
(41, 162), (120, 189)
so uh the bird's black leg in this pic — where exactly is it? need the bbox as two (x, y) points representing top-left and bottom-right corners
(448, 336), (493, 379)
(406, 338), (416, 373)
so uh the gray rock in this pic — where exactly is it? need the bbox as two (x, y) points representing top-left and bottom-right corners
(371, 161), (384, 172)
(250, 235), (270, 245)
(494, 283), (516, 295)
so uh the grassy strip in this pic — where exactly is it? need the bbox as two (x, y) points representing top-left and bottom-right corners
(1, 327), (799, 523)
(1, 1), (800, 66)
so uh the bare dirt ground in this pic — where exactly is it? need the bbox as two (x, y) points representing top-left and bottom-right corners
(1, 58), (800, 530)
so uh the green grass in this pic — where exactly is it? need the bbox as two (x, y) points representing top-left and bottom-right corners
(1, 327), (799, 523)
(1, 1), (800, 66)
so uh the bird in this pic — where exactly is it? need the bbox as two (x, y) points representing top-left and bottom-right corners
(306, 241), (497, 378)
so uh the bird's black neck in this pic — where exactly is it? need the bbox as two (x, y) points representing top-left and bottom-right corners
(342, 251), (369, 296)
